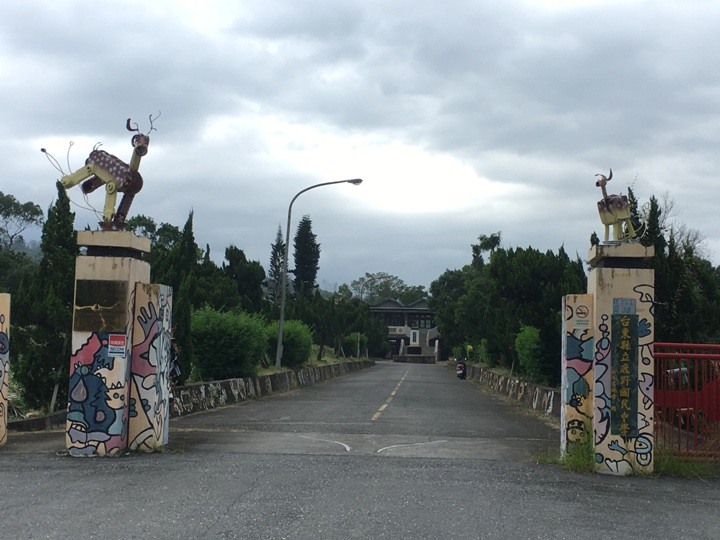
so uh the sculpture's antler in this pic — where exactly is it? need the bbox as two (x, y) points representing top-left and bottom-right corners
(595, 168), (612, 184)
(126, 118), (139, 132)
(148, 111), (161, 133)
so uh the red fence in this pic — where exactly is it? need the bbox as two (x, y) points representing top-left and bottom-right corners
(654, 342), (720, 462)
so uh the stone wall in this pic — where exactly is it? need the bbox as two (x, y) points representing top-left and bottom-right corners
(465, 364), (560, 418)
(171, 360), (375, 417)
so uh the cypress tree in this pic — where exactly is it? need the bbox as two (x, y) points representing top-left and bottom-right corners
(12, 182), (77, 409)
(169, 212), (196, 382)
(268, 225), (285, 305)
(293, 215), (320, 297)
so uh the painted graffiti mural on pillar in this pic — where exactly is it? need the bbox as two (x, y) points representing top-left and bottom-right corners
(66, 329), (133, 456)
(561, 294), (594, 454)
(0, 293), (10, 446)
(592, 281), (655, 475)
(129, 284), (173, 451)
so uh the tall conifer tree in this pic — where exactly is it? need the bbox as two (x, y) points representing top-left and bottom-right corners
(13, 182), (77, 409)
(268, 225), (285, 304)
(293, 215), (320, 297)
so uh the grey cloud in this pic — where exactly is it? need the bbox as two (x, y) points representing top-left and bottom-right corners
(2, 0), (720, 289)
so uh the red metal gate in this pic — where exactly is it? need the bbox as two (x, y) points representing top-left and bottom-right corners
(654, 342), (720, 462)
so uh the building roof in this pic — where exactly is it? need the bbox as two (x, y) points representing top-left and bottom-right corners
(370, 298), (432, 313)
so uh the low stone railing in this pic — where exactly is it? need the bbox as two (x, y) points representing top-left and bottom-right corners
(465, 364), (560, 418)
(171, 359), (375, 417)
(7, 360), (375, 431)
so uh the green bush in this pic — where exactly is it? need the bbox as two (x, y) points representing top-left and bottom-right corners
(267, 319), (312, 367)
(344, 332), (367, 357)
(366, 317), (390, 358)
(515, 325), (543, 382)
(10, 324), (67, 411)
(190, 306), (266, 381)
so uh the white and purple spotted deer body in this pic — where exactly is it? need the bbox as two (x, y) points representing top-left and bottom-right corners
(595, 169), (636, 242)
(61, 116), (156, 229)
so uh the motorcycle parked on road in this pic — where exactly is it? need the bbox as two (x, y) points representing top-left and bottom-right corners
(456, 360), (467, 380)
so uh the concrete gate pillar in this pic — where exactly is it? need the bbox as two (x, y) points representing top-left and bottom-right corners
(586, 243), (655, 475)
(66, 231), (171, 456)
(128, 283), (173, 451)
(561, 293), (594, 456)
(0, 293), (9, 446)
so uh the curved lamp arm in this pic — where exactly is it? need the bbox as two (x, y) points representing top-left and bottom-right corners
(275, 179), (363, 368)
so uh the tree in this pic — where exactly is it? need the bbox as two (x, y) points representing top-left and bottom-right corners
(267, 225), (285, 305)
(0, 247), (36, 294)
(174, 274), (194, 382)
(168, 212), (197, 382)
(293, 215), (320, 297)
(450, 242), (585, 384)
(428, 267), (471, 353)
(0, 191), (43, 249)
(193, 245), (242, 312)
(12, 183), (77, 409)
(515, 325), (543, 381)
(223, 245), (266, 312)
(348, 272), (426, 305)
(126, 215), (182, 285)
(472, 232), (501, 267)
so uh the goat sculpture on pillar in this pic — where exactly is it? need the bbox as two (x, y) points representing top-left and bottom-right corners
(595, 169), (636, 242)
(60, 114), (158, 230)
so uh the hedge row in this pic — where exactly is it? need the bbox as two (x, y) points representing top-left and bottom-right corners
(190, 307), (313, 381)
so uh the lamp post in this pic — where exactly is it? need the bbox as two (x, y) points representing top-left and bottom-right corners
(275, 178), (363, 369)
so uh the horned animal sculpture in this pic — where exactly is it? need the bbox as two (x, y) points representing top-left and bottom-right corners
(595, 169), (636, 242)
(61, 115), (158, 230)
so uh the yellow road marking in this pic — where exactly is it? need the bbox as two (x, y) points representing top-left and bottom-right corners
(371, 367), (411, 421)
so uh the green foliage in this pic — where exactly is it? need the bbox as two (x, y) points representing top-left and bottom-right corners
(0, 190), (43, 248)
(0, 247), (36, 294)
(174, 275), (195, 382)
(348, 272), (426, 305)
(514, 325), (543, 382)
(10, 324), (67, 410)
(429, 267), (470, 351)
(560, 431), (595, 473)
(194, 245), (242, 311)
(366, 316), (391, 358)
(190, 306), (266, 380)
(267, 224), (285, 305)
(433, 243), (586, 385)
(471, 231), (501, 268)
(267, 319), (313, 367)
(223, 245), (266, 312)
(344, 332), (367, 357)
(654, 449), (720, 478)
(293, 215), (320, 297)
(630, 192), (720, 343)
(11, 184), (76, 410)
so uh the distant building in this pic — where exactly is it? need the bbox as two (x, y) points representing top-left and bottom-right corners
(370, 299), (439, 363)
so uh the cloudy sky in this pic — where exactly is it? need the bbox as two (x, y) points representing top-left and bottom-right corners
(2, 0), (719, 290)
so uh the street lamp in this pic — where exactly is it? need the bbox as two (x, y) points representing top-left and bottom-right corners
(275, 178), (363, 369)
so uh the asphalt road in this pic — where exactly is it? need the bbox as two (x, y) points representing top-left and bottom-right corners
(1, 361), (718, 539)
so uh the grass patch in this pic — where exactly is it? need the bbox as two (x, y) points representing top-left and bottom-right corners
(560, 437), (596, 473)
(257, 345), (362, 376)
(533, 446), (562, 464)
(654, 449), (720, 478)
(531, 429), (594, 473)
(535, 438), (720, 478)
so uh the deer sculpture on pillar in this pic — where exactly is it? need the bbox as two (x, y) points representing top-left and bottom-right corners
(595, 169), (636, 242)
(60, 114), (158, 230)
